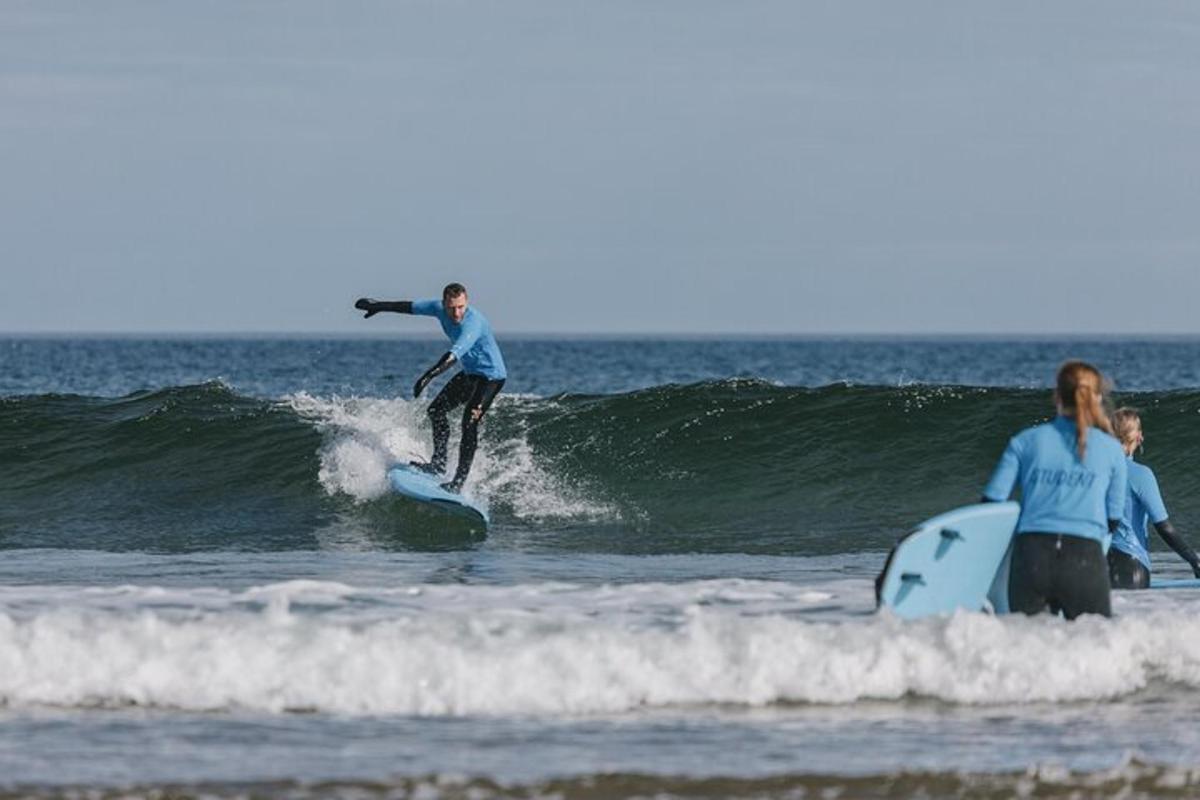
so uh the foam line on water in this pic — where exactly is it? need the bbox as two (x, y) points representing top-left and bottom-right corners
(3, 579), (1200, 715)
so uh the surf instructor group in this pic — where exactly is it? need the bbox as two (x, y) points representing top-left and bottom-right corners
(354, 283), (506, 493)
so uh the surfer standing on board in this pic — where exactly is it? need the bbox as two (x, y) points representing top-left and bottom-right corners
(981, 361), (1127, 619)
(354, 283), (507, 493)
(1106, 407), (1200, 589)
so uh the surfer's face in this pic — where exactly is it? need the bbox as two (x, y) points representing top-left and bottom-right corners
(444, 294), (468, 324)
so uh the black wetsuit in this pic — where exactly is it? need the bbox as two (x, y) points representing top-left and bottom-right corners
(1007, 532), (1113, 619)
(424, 371), (505, 489)
(1107, 548), (1150, 590)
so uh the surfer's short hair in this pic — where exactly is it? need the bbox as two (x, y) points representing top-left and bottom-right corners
(442, 283), (467, 300)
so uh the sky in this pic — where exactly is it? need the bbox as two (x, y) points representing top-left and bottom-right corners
(2, 1), (1199, 335)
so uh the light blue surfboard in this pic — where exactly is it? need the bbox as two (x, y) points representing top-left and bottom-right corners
(1149, 578), (1200, 590)
(387, 464), (489, 528)
(876, 502), (1020, 619)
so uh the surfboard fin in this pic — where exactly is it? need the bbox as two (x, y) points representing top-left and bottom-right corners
(894, 572), (926, 605)
(934, 528), (963, 560)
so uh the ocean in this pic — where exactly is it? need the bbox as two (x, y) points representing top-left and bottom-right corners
(4, 336), (1200, 798)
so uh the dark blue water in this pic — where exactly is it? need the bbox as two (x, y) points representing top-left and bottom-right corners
(8, 335), (1200, 397)
(6, 337), (1200, 555)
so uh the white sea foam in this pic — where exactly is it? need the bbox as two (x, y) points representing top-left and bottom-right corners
(284, 392), (620, 521)
(287, 393), (428, 501)
(3, 579), (1200, 716)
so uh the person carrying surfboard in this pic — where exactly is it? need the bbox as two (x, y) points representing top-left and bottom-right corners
(354, 283), (507, 493)
(981, 361), (1127, 619)
(1106, 407), (1200, 589)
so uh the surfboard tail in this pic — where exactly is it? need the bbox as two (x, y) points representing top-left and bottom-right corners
(877, 502), (1020, 619)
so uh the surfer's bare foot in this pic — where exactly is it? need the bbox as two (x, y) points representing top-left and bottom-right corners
(409, 460), (444, 475)
(440, 479), (463, 494)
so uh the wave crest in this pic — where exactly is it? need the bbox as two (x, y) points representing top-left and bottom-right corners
(5, 382), (1200, 552)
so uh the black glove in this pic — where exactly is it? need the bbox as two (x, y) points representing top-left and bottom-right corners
(355, 298), (380, 318)
(413, 352), (457, 399)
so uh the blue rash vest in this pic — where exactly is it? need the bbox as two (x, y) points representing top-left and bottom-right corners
(1110, 458), (1169, 569)
(412, 300), (507, 381)
(983, 415), (1128, 544)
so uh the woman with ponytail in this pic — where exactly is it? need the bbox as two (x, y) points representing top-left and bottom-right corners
(1108, 408), (1200, 589)
(982, 361), (1127, 618)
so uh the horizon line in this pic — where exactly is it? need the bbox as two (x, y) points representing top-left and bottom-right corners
(5, 330), (1200, 341)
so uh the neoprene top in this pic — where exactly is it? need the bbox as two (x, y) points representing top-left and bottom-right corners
(983, 416), (1127, 543)
(1110, 458), (1169, 569)
(411, 300), (507, 380)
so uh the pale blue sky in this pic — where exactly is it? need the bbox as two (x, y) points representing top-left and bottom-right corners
(3, 2), (1199, 334)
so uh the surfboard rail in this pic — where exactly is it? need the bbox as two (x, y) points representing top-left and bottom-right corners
(387, 464), (489, 528)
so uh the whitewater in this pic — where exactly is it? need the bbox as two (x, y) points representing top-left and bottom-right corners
(4, 573), (1200, 716)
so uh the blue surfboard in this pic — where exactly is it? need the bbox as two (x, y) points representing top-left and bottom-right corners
(1149, 578), (1200, 590)
(387, 464), (489, 528)
(876, 502), (1020, 619)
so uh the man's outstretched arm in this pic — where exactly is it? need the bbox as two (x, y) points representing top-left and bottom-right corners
(355, 298), (413, 318)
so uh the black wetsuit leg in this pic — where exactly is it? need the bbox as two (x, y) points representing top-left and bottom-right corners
(1050, 535), (1111, 619)
(1008, 534), (1055, 616)
(424, 372), (474, 472)
(1008, 533), (1112, 619)
(447, 377), (505, 488)
(1107, 548), (1150, 590)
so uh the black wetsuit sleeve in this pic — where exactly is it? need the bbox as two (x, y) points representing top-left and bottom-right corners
(1154, 520), (1200, 574)
(354, 298), (412, 317)
(373, 301), (413, 313)
(413, 352), (457, 399)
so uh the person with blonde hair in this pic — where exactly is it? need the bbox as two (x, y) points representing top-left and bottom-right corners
(1107, 407), (1200, 589)
(982, 361), (1127, 618)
